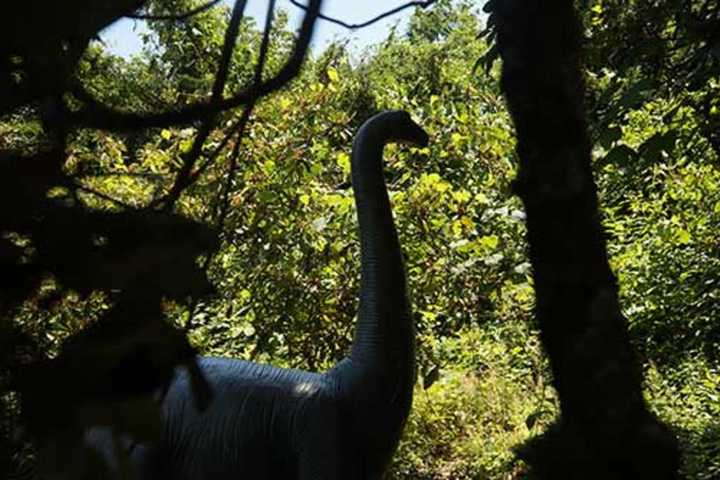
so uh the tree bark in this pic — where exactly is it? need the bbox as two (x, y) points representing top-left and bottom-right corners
(488, 1), (680, 478)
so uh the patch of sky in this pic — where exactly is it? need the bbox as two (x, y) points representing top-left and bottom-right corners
(100, 1), (420, 59)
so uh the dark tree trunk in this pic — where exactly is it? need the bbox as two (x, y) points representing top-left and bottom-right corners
(488, 1), (680, 478)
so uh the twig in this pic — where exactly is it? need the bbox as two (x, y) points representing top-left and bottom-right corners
(127, 0), (223, 20)
(288, 0), (437, 30)
(67, 0), (323, 131)
(216, 0), (277, 224)
(160, 0), (250, 210)
(72, 183), (137, 209)
(186, 117), (244, 184)
(185, 0), (277, 333)
(186, 0), (279, 188)
(79, 172), (167, 180)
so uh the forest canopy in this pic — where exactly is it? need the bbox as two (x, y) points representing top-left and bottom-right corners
(1, 0), (718, 478)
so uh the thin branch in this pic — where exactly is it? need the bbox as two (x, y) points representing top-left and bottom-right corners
(67, 0), (323, 131)
(188, 0), (278, 187)
(78, 172), (167, 180)
(127, 0), (223, 20)
(185, 0), (276, 333)
(186, 117), (244, 184)
(216, 0), (277, 222)
(288, 0), (437, 30)
(161, 0), (250, 210)
(72, 183), (137, 210)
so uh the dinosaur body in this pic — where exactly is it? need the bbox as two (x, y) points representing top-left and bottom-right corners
(83, 111), (428, 480)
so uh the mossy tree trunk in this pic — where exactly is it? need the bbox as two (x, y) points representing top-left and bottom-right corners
(487, 0), (680, 477)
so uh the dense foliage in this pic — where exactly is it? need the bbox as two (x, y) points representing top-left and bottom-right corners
(1, 0), (718, 478)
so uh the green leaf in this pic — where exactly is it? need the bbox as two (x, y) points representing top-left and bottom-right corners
(263, 160), (276, 173)
(675, 228), (691, 245)
(310, 163), (323, 176)
(336, 152), (350, 174)
(451, 132), (463, 147)
(474, 192), (489, 204)
(179, 139), (193, 153)
(279, 97), (292, 110)
(479, 235), (499, 250)
(327, 67), (339, 83)
(243, 324), (256, 337)
(452, 190), (472, 203)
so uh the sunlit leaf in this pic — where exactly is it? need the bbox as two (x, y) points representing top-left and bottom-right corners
(327, 67), (340, 83)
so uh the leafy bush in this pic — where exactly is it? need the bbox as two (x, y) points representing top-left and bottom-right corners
(2, 1), (718, 478)
(391, 327), (554, 480)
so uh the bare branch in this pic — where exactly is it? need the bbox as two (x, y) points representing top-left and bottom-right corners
(186, 116), (244, 184)
(78, 172), (167, 180)
(217, 0), (276, 218)
(127, 0), (223, 20)
(288, 0), (437, 30)
(184, 1), (277, 332)
(161, 0), (250, 210)
(72, 183), (138, 210)
(67, 0), (323, 131)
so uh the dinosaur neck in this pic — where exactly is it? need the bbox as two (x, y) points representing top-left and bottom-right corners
(342, 118), (416, 412)
(326, 112), (421, 476)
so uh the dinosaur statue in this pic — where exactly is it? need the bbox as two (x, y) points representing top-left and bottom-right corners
(81, 110), (428, 480)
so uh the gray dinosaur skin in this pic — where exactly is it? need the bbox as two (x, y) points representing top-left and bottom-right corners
(85, 111), (429, 480)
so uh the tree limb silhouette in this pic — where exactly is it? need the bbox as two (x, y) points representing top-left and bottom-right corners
(287, 0), (438, 30)
(67, 0), (323, 131)
(160, 0), (251, 210)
